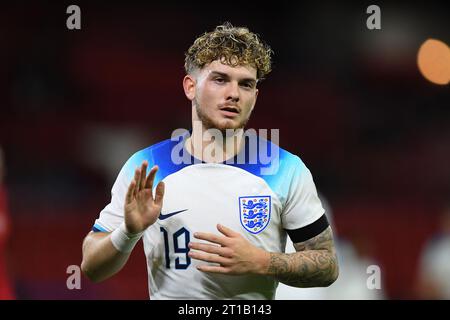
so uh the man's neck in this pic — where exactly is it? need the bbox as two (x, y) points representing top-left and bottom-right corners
(186, 122), (245, 163)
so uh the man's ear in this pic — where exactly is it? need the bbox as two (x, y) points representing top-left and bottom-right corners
(183, 75), (196, 101)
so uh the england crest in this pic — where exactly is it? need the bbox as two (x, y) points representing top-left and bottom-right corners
(239, 196), (271, 234)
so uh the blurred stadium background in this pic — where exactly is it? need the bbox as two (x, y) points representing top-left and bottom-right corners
(0, 1), (449, 299)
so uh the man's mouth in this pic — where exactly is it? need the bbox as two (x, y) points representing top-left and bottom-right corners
(219, 106), (240, 114)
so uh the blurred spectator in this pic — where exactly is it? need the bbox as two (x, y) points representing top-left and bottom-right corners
(276, 195), (385, 299)
(276, 236), (385, 300)
(327, 235), (385, 299)
(415, 205), (450, 299)
(0, 147), (15, 299)
(80, 125), (152, 185)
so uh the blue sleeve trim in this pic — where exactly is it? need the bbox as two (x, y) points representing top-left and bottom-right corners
(92, 223), (109, 233)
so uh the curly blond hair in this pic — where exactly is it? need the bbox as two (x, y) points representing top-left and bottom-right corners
(184, 22), (273, 81)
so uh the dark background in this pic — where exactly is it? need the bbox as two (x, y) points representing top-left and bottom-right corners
(0, 1), (449, 299)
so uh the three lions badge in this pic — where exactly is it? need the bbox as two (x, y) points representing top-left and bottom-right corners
(239, 196), (271, 234)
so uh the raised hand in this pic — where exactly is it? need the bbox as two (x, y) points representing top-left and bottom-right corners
(124, 161), (165, 234)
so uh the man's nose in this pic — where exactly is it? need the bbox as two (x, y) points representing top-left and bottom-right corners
(226, 82), (240, 102)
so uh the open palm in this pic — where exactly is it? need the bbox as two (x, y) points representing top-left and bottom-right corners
(124, 161), (165, 234)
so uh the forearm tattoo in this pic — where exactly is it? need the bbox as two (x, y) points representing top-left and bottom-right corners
(268, 227), (339, 287)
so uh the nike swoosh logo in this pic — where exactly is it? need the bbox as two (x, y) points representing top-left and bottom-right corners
(158, 209), (188, 220)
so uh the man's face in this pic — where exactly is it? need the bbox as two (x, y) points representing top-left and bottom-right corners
(189, 60), (259, 131)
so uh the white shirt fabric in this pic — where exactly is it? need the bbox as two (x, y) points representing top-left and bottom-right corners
(92, 133), (326, 299)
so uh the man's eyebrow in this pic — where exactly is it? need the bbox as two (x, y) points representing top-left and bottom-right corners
(209, 71), (257, 83)
(209, 71), (229, 78)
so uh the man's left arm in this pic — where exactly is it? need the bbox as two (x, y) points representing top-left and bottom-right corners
(188, 224), (339, 287)
(266, 226), (339, 287)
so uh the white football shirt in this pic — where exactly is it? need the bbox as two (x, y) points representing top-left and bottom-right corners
(92, 133), (328, 299)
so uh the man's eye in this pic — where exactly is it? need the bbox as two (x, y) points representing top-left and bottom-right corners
(241, 83), (253, 88)
(214, 78), (225, 83)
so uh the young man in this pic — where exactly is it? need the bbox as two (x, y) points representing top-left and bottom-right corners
(81, 23), (339, 299)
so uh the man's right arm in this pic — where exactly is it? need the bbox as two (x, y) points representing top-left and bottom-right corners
(81, 231), (132, 283)
(81, 160), (165, 283)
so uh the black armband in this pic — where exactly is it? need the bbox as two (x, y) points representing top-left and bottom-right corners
(285, 213), (329, 243)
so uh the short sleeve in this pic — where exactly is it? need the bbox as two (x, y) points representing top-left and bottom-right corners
(281, 157), (328, 243)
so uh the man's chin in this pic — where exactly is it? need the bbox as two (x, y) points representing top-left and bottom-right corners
(197, 112), (248, 132)
(212, 120), (245, 132)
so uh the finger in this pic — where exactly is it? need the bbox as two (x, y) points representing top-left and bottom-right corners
(217, 224), (239, 238)
(188, 242), (232, 257)
(154, 181), (165, 206)
(144, 165), (158, 190)
(194, 232), (228, 246)
(133, 168), (141, 198)
(188, 250), (230, 265)
(139, 161), (148, 191)
(196, 265), (230, 274)
(126, 179), (136, 204)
